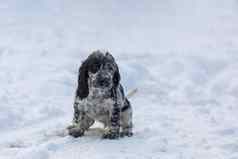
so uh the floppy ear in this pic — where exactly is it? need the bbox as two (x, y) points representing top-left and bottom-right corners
(106, 52), (120, 87)
(113, 65), (121, 87)
(76, 60), (89, 99)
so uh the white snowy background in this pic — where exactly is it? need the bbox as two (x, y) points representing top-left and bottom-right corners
(0, 0), (238, 159)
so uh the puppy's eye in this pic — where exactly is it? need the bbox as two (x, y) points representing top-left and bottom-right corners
(105, 63), (114, 71)
(108, 66), (113, 71)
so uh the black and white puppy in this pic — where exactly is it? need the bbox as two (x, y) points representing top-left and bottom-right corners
(68, 51), (133, 139)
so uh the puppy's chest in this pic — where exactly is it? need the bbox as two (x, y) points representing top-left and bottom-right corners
(83, 95), (114, 117)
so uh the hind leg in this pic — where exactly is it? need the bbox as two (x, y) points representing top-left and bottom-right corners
(120, 104), (133, 137)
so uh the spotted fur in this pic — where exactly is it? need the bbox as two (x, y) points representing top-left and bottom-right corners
(68, 51), (133, 139)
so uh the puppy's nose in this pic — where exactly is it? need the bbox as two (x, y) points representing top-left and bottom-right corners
(99, 80), (106, 86)
(98, 77), (110, 87)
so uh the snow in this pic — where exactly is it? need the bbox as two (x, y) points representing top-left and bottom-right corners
(1, 0), (238, 159)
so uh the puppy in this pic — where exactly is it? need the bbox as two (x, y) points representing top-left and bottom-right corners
(68, 51), (133, 139)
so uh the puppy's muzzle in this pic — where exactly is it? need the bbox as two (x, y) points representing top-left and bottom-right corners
(97, 75), (111, 87)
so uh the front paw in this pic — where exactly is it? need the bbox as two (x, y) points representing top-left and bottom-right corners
(68, 127), (85, 138)
(102, 130), (120, 139)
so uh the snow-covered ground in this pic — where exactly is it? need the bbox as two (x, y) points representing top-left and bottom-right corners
(1, 0), (238, 159)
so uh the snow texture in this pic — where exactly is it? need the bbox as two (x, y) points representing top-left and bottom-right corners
(1, 0), (238, 159)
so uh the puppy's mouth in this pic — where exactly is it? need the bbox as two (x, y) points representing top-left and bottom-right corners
(96, 79), (110, 88)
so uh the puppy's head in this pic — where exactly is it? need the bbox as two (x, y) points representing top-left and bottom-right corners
(77, 51), (120, 99)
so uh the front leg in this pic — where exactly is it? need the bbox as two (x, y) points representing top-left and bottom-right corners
(68, 97), (94, 138)
(103, 89), (121, 139)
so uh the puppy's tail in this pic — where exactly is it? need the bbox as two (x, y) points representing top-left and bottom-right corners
(126, 88), (138, 99)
